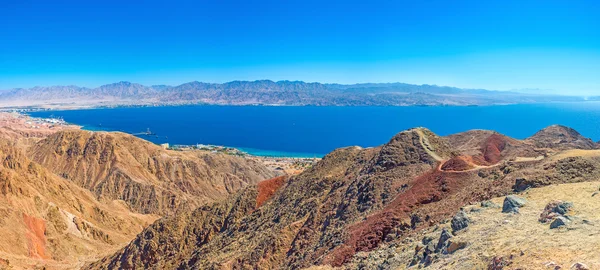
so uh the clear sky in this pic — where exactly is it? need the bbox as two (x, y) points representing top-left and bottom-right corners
(1, 0), (599, 94)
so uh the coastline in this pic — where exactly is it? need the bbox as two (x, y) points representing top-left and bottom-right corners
(77, 123), (324, 159)
(3, 99), (599, 114)
(21, 112), (325, 159)
(0, 112), (320, 176)
(25, 103), (600, 160)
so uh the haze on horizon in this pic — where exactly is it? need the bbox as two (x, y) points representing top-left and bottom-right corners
(1, 0), (599, 95)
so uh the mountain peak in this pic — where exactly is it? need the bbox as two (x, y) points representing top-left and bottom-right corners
(368, 127), (453, 172)
(527, 125), (597, 150)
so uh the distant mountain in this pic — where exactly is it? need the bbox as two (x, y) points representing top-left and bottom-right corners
(0, 80), (587, 108)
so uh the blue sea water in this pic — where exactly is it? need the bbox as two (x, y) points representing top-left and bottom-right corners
(29, 103), (600, 157)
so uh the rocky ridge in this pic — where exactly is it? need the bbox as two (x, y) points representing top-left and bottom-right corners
(0, 119), (277, 269)
(28, 130), (276, 215)
(0, 138), (157, 269)
(89, 126), (600, 269)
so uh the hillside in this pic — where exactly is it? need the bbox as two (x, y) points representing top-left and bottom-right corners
(0, 80), (585, 108)
(27, 130), (277, 215)
(382, 180), (600, 269)
(0, 139), (158, 269)
(0, 115), (278, 269)
(89, 126), (600, 269)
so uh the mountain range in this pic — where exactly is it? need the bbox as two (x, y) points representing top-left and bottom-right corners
(0, 81), (589, 108)
(2, 111), (600, 269)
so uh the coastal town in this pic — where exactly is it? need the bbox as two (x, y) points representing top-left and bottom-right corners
(0, 111), (319, 175)
(0, 111), (80, 137)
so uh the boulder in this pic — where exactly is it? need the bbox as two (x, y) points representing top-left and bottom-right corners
(554, 201), (573, 215)
(422, 236), (433, 245)
(550, 216), (570, 229)
(512, 178), (535, 192)
(410, 237), (436, 266)
(481, 200), (498, 208)
(446, 241), (467, 254)
(540, 201), (573, 223)
(539, 201), (573, 223)
(502, 195), (526, 213)
(435, 228), (452, 254)
(451, 210), (470, 234)
(570, 262), (589, 270)
(410, 214), (421, 229)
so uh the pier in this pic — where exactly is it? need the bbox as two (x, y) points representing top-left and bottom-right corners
(132, 128), (155, 136)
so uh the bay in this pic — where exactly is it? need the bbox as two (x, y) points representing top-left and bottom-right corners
(29, 103), (600, 157)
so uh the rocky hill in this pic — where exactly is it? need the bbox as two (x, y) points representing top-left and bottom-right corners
(526, 125), (598, 150)
(0, 117), (277, 269)
(0, 138), (158, 269)
(88, 126), (600, 269)
(0, 80), (586, 108)
(27, 130), (277, 215)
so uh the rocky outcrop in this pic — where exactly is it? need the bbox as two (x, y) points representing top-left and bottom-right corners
(502, 195), (526, 213)
(539, 200), (573, 223)
(513, 177), (535, 192)
(435, 228), (453, 254)
(571, 262), (590, 270)
(451, 209), (470, 234)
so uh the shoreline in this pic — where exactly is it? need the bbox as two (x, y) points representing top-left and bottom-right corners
(23, 112), (324, 159)
(165, 143), (324, 159)
(3, 100), (599, 114)
(165, 143), (320, 175)
(3, 110), (320, 159)
(1, 112), (320, 175)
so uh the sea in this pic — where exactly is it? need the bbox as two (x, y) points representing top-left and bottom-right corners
(29, 102), (600, 158)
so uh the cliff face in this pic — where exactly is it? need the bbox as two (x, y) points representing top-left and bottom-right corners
(28, 130), (277, 215)
(89, 126), (600, 269)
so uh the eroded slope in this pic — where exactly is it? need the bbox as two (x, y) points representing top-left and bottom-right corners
(0, 139), (158, 269)
(90, 126), (600, 269)
(28, 130), (277, 215)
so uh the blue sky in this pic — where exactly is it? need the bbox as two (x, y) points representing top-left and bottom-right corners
(1, 0), (599, 94)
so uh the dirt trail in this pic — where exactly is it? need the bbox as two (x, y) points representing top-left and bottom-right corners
(415, 128), (444, 162)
